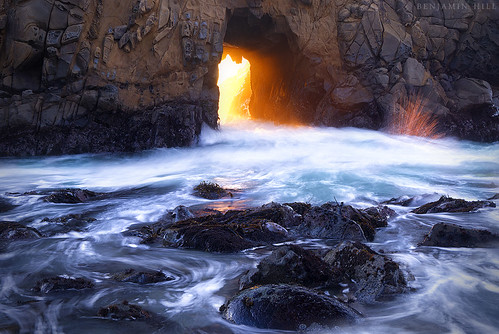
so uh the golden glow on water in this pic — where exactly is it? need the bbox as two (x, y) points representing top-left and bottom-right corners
(217, 54), (252, 124)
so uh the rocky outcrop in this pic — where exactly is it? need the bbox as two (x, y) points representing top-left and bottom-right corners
(38, 214), (96, 235)
(32, 276), (94, 293)
(1, 0), (497, 155)
(111, 268), (173, 283)
(0, 221), (42, 240)
(412, 196), (496, 214)
(98, 301), (151, 320)
(239, 245), (341, 290)
(126, 202), (392, 252)
(220, 284), (361, 330)
(323, 241), (407, 303)
(419, 223), (499, 247)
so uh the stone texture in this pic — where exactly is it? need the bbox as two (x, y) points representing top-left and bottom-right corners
(0, 0), (498, 156)
(220, 284), (361, 330)
(419, 223), (499, 248)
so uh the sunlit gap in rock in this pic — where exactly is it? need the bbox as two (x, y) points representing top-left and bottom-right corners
(217, 52), (252, 125)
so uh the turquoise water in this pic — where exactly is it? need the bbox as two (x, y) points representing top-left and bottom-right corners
(0, 121), (498, 333)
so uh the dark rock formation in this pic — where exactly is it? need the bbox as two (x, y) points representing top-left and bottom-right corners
(419, 223), (499, 248)
(0, 221), (41, 240)
(0, 0), (498, 156)
(220, 284), (360, 330)
(127, 202), (390, 252)
(0, 197), (17, 213)
(239, 245), (341, 290)
(323, 241), (407, 303)
(193, 181), (230, 200)
(412, 196), (496, 214)
(98, 300), (151, 320)
(41, 188), (101, 203)
(111, 269), (173, 284)
(488, 193), (499, 200)
(33, 276), (94, 293)
(38, 214), (96, 235)
(295, 203), (394, 242)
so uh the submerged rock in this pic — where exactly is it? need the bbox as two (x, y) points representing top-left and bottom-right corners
(193, 181), (231, 200)
(323, 241), (407, 303)
(39, 214), (96, 235)
(41, 188), (102, 203)
(419, 223), (499, 248)
(220, 284), (360, 330)
(239, 245), (341, 290)
(412, 196), (496, 214)
(488, 193), (499, 200)
(112, 269), (173, 284)
(98, 300), (151, 320)
(33, 276), (94, 293)
(0, 198), (17, 213)
(0, 221), (41, 240)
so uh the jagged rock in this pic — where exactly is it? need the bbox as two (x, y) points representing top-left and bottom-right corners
(454, 78), (493, 111)
(33, 276), (94, 293)
(111, 269), (173, 284)
(488, 193), (499, 200)
(38, 214), (96, 235)
(1, 0), (498, 156)
(239, 245), (341, 290)
(0, 222), (41, 240)
(62, 24), (83, 44)
(403, 57), (427, 86)
(193, 181), (230, 199)
(220, 284), (361, 330)
(98, 301), (151, 320)
(41, 188), (101, 203)
(412, 196), (496, 214)
(114, 25), (128, 40)
(419, 223), (499, 248)
(323, 241), (407, 303)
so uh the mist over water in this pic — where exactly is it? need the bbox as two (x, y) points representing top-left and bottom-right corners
(0, 121), (498, 333)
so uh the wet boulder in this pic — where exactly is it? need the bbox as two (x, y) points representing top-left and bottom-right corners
(0, 221), (41, 240)
(239, 245), (341, 290)
(193, 181), (231, 199)
(419, 223), (499, 248)
(412, 196), (496, 214)
(162, 216), (288, 253)
(323, 241), (407, 303)
(111, 269), (173, 284)
(40, 188), (102, 203)
(293, 203), (392, 242)
(38, 214), (96, 235)
(220, 284), (360, 330)
(98, 300), (151, 320)
(33, 276), (94, 293)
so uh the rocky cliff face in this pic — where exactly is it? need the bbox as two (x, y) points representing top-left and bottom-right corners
(0, 0), (497, 155)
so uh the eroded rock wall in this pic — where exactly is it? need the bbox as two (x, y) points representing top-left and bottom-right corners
(0, 0), (497, 155)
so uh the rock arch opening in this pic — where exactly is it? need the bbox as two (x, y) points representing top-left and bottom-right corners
(217, 8), (324, 125)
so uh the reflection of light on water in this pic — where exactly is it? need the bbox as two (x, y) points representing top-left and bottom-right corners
(218, 54), (251, 124)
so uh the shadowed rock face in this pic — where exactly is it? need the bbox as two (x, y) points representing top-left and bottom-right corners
(239, 245), (342, 290)
(412, 196), (496, 214)
(32, 276), (94, 293)
(220, 284), (361, 330)
(0, 0), (498, 156)
(125, 202), (392, 252)
(323, 241), (407, 303)
(419, 223), (499, 248)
